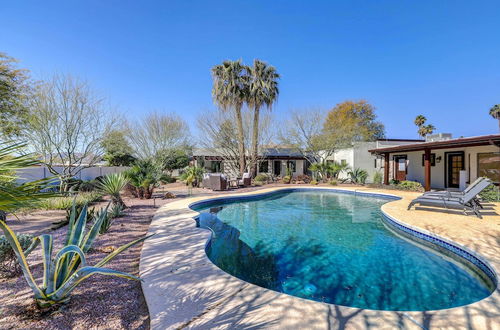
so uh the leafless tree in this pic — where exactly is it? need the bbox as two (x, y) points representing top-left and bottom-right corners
(197, 109), (274, 176)
(126, 112), (191, 160)
(24, 74), (115, 191)
(278, 108), (334, 163)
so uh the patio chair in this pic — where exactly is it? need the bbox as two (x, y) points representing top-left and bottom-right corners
(238, 173), (251, 187)
(423, 177), (486, 208)
(202, 173), (211, 189)
(407, 179), (492, 218)
(208, 173), (228, 191)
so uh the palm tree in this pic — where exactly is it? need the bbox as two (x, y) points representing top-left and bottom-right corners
(418, 124), (435, 138)
(414, 115), (426, 127)
(211, 60), (250, 175)
(489, 104), (500, 132)
(0, 143), (56, 218)
(247, 60), (280, 177)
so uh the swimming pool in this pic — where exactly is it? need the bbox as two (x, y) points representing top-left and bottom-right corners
(191, 189), (496, 311)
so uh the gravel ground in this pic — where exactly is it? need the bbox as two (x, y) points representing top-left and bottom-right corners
(0, 182), (354, 329)
(0, 195), (169, 330)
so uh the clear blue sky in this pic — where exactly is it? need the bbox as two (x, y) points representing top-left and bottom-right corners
(1, 1), (499, 139)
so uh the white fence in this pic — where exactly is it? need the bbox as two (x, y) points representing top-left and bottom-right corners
(16, 166), (130, 184)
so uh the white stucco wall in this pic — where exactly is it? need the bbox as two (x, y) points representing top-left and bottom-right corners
(389, 145), (499, 189)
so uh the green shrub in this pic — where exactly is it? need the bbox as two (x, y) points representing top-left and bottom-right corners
(0, 202), (150, 308)
(0, 233), (33, 276)
(373, 171), (383, 184)
(389, 179), (400, 185)
(254, 174), (268, 183)
(37, 192), (102, 210)
(78, 181), (97, 192)
(160, 174), (177, 184)
(479, 184), (500, 202)
(329, 180), (338, 186)
(310, 179), (318, 185)
(282, 175), (291, 184)
(395, 180), (424, 192)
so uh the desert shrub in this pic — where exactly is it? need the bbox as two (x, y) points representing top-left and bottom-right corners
(295, 174), (311, 183)
(38, 192), (102, 210)
(78, 181), (97, 192)
(254, 174), (268, 183)
(329, 180), (338, 186)
(373, 171), (383, 184)
(389, 179), (400, 185)
(479, 184), (500, 202)
(160, 174), (177, 184)
(282, 175), (291, 184)
(310, 179), (318, 185)
(109, 203), (124, 218)
(0, 233), (33, 277)
(126, 159), (163, 198)
(98, 208), (113, 234)
(395, 180), (424, 192)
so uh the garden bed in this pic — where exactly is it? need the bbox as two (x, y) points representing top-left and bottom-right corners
(0, 196), (168, 329)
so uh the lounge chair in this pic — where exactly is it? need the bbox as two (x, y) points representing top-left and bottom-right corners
(238, 173), (251, 187)
(423, 177), (486, 208)
(209, 173), (228, 191)
(407, 179), (492, 218)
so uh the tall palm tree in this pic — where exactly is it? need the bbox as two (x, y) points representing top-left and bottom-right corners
(247, 59), (280, 177)
(418, 124), (435, 138)
(414, 115), (426, 127)
(211, 60), (249, 175)
(489, 104), (500, 132)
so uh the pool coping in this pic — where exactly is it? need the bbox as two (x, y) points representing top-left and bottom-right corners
(139, 186), (500, 329)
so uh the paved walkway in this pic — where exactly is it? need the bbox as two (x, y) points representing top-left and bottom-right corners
(140, 185), (500, 329)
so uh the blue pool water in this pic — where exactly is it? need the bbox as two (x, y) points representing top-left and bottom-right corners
(192, 190), (495, 311)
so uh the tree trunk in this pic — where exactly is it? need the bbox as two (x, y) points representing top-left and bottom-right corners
(251, 106), (260, 178)
(235, 105), (246, 176)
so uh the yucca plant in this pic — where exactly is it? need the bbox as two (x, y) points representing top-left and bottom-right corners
(97, 173), (129, 207)
(348, 168), (369, 185)
(0, 202), (152, 308)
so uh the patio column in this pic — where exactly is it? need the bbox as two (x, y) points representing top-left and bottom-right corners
(384, 153), (390, 185)
(424, 148), (431, 191)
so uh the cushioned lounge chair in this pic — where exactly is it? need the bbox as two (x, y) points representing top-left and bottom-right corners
(423, 177), (486, 208)
(407, 179), (492, 218)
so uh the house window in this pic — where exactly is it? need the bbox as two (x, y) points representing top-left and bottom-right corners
(259, 160), (269, 173)
(287, 160), (296, 172)
(421, 153), (436, 166)
(210, 161), (222, 173)
(477, 152), (500, 183)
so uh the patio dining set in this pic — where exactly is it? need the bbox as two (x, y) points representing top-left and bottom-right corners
(201, 172), (252, 191)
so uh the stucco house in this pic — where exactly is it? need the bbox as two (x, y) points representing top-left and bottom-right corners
(369, 133), (500, 191)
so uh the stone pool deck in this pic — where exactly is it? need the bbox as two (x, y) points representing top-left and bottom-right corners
(139, 185), (500, 329)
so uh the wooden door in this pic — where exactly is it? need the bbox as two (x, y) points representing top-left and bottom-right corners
(394, 156), (407, 181)
(446, 152), (464, 188)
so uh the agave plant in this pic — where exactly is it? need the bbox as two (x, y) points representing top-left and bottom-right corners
(348, 168), (369, 185)
(97, 173), (129, 207)
(97, 207), (113, 234)
(0, 202), (151, 308)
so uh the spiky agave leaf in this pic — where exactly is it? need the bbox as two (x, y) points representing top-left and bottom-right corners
(95, 234), (154, 268)
(47, 266), (141, 303)
(0, 220), (46, 300)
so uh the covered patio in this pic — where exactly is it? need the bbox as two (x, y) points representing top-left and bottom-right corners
(369, 134), (500, 191)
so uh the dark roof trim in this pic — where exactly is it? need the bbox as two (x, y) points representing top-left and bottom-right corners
(376, 138), (425, 142)
(369, 134), (500, 153)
